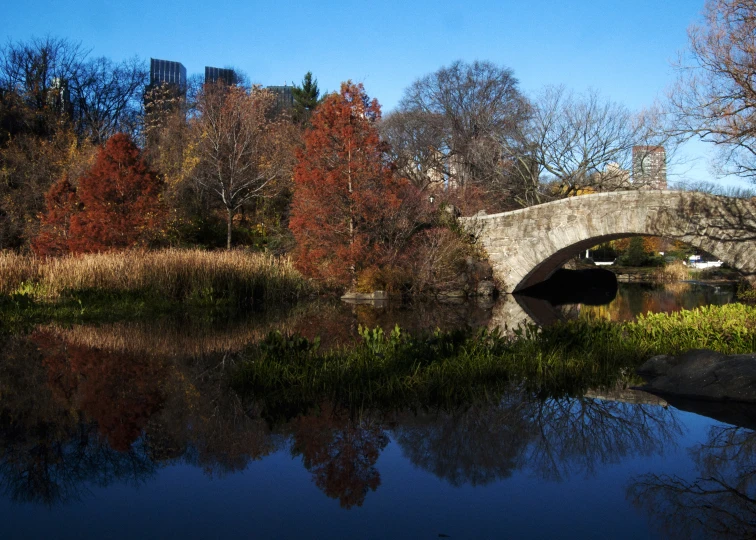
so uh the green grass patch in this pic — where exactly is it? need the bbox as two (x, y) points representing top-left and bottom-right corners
(233, 304), (756, 412)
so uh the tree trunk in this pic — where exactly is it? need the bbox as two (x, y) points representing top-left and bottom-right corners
(348, 146), (356, 289)
(227, 208), (233, 250)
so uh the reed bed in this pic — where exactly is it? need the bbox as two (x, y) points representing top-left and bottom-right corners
(0, 249), (311, 302)
(0, 251), (40, 295)
(651, 260), (691, 282)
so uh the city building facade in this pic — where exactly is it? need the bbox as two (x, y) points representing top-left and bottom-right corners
(632, 146), (667, 189)
(149, 58), (187, 89)
(205, 66), (236, 85)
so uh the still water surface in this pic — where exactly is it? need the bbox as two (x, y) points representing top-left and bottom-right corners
(0, 282), (751, 539)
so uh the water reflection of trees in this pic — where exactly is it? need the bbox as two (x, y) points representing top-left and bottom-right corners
(393, 394), (682, 486)
(0, 335), (156, 506)
(529, 397), (681, 481)
(580, 282), (735, 322)
(0, 322), (686, 510)
(290, 404), (388, 508)
(629, 425), (756, 539)
(393, 395), (534, 486)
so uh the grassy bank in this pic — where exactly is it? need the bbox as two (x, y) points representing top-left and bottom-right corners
(234, 304), (756, 407)
(0, 249), (311, 303)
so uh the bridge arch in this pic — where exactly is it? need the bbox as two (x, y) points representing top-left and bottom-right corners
(459, 190), (756, 293)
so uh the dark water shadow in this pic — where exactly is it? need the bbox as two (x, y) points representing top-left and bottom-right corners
(512, 268), (618, 326)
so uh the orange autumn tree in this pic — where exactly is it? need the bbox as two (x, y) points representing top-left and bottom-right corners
(33, 176), (80, 257)
(289, 82), (406, 289)
(33, 133), (165, 255)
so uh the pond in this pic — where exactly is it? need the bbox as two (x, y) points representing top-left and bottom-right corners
(0, 281), (751, 539)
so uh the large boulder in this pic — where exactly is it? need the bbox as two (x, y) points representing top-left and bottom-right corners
(637, 349), (756, 402)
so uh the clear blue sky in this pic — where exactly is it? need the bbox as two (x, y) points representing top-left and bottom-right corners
(4, 0), (741, 186)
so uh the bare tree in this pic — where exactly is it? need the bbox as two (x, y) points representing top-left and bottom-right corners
(382, 61), (531, 211)
(380, 109), (447, 191)
(0, 36), (86, 138)
(528, 86), (666, 197)
(0, 36), (86, 108)
(191, 83), (294, 249)
(668, 0), (756, 181)
(0, 37), (147, 144)
(71, 56), (147, 144)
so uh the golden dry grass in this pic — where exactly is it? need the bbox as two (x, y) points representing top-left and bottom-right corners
(0, 249), (310, 301)
(652, 260), (691, 282)
(0, 251), (39, 295)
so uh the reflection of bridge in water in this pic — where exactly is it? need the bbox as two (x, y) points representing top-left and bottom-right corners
(460, 190), (756, 293)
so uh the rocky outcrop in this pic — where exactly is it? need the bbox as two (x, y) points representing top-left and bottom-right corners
(435, 258), (496, 299)
(637, 349), (756, 402)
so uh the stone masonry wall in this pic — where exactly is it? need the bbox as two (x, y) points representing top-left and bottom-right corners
(459, 191), (756, 293)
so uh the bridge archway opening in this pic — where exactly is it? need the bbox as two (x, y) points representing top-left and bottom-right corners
(513, 234), (744, 293)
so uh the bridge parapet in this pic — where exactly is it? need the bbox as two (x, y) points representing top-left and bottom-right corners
(459, 190), (756, 293)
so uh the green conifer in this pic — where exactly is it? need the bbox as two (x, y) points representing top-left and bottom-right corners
(291, 72), (321, 125)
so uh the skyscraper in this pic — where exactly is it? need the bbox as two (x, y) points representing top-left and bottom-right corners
(145, 59), (187, 144)
(48, 77), (73, 118)
(632, 146), (667, 190)
(266, 85), (294, 112)
(205, 66), (236, 85)
(150, 58), (187, 89)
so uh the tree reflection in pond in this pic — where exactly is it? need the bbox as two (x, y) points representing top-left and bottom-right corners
(290, 404), (389, 508)
(629, 425), (756, 539)
(529, 397), (682, 481)
(0, 335), (156, 506)
(393, 393), (535, 486)
(0, 318), (732, 527)
(393, 394), (682, 487)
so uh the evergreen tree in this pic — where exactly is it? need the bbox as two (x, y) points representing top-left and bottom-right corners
(291, 72), (321, 125)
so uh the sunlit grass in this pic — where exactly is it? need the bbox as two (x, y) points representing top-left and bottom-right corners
(0, 249), (311, 303)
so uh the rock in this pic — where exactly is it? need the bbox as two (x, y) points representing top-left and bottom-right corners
(437, 289), (466, 298)
(636, 348), (756, 402)
(476, 280), (496, 297)
(341, 291), (388, 304)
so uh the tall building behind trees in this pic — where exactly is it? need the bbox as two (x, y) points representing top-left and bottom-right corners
(266, 85), (294, 115)
(632, 146), (667, 190)
(149, 58), (187, 89)
(48, 78), (73, 119)
(205, 67), (236, 86)
(144, 58), (187, 146)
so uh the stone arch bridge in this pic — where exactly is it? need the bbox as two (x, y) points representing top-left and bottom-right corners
(459, 190), (756, 293)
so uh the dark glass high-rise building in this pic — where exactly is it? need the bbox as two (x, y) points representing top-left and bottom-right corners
(205, 66), (236, 85)
(145, 59), (187, 143)
(150, 58), (187, 89)
(266, 85), (294, 111)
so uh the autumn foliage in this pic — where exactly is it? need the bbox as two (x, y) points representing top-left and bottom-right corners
(289, 82), (408, 289)
(33, 133), (165, 255)
(32, 176), (80, 257)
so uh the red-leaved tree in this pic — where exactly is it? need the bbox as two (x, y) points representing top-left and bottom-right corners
(32, 176), (80, 257)
(33, 133), (165, 255)
(289, 82), (407, 289)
